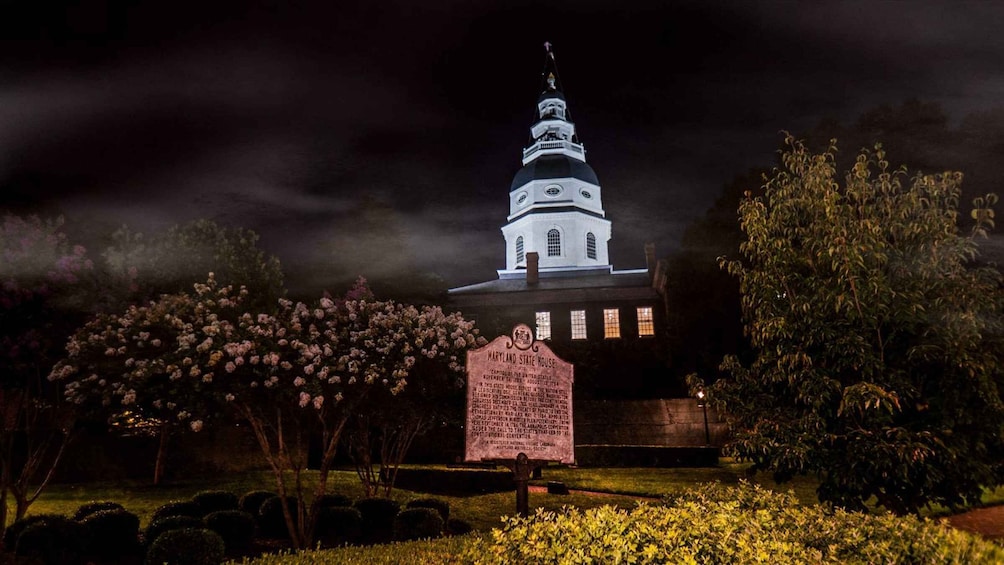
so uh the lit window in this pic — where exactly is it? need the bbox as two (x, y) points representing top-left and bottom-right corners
(516, 236), (524, 264)
(547, 229), (561, 256)
(571, 310), (587, 340)
(586, 232), (596, 259)
(637, 307), (655, 337)
(603, 308), (620, 339)
(535, 311), (551, 340)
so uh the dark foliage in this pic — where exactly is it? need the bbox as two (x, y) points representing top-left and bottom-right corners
(202, 510), (256, 554)
(406, 498), (450, 522)
(15, 517), (87, 565)
(192, 490), (239, 515)
(314, 506), (363, 548)
(151, 500), (203, 523)
(446, 518), (473, 536)
(393, 507), (444, 541)
(144, 528), (225, 565)
(257, 496), (299, 539)
(144, 516), (204, 547)
(3, 513), (67, 551)
(353, 497), (400, 544)
(237, 490), (276, 515)
(79, 508), (141, 560)
(71, 501), (125, 521)
(314, 493), (353, 508)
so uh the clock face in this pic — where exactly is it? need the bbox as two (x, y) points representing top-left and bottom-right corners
(516, 192), (528, 206)
(544, 184), (563, 197)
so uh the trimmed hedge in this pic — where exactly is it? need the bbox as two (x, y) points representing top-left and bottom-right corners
(145, 516), (204, 547)
(151, 500), (203, 523)
(315, 493), (353, 508)
(3, 513), (69, 551)
(353, 498), (400, 544)
(145, 527), (225, 565)
(393, 507), (444, 541)
(80, 508), (141, 560)
(258, 496), (299, 539)
(238, 490), (276, 515)
(405, 498), (449, 522)
(192, 490), (239, 515)
(463, 482), (1004, 564)
(72, 501), (125, 521)
(314, 506), (363, 548)
(203, 510), (256, 553)
(15, 517), (87, 565)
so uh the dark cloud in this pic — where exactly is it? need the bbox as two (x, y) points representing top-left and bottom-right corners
(2, 0), (1003, 295)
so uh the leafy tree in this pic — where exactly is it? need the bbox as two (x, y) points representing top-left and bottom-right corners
(51, 276), (483, 548)
(95, 219), (285, 482)
(102, 219), (284, 312)
(701, 135), (1004, 515)
(0, 215), (96, 529)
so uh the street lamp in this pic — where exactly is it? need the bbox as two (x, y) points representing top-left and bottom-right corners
(696, 389), (711, 446)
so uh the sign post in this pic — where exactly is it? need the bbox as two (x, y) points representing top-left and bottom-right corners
(464, 323), (574, 516)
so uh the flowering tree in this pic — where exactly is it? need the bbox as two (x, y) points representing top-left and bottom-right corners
(0, 215), (95, 528)
(51, 276), (484, 548)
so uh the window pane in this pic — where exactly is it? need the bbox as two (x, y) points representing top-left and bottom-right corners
(571, 310), (587, 340)
(547, 229), (561, 256)
(535, 311), (551, 340)
(637, 306), (655, 337)
(516, 236), (524, 264)
(586, 232), (596, 259)
(603, 308), (620, 339)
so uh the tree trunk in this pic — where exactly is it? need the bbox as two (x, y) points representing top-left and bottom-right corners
(153, 424), (170, 486)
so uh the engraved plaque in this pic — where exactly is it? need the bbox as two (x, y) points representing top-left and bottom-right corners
(464, 324), (574, 464)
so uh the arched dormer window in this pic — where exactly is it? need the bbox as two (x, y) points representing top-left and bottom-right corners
(586, 232), (596, 259)
(516, 236), (525, 264)
(547, 229), (561, 257)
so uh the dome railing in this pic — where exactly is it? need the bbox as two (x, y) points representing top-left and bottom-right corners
(522, 140), (585, 162)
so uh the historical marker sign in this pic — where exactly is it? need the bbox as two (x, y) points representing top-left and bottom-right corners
(465, 323), (575, 464)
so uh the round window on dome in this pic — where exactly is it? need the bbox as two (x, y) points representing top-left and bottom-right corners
(516, 192), (528, 206)
(544, 184), (563, 198)
(580, 189), (593, 199)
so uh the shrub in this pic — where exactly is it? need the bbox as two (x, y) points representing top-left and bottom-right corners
(314, 506), (363, 548)
(463, 482), (1004, 564)
(446, 518), (473, 536)
(258, 496), (299, 539)
(192, 490), (239, 515)
(145, 528), (225, 565)
(15, 517), (87, 565)
(144, 515), (204, 547)
(151, 500), (203, 523)
(238, 490), (276, 515)
(203, 510), (256, 554)
(72, 501), (125, 521)
(3, 513), (68, 551)
(315, 493), (353, 508)
(353, 498), (400, 544)
(80, 508), (141, 560)
(394, 507), (444, 542)
(406, 498), (450, 522)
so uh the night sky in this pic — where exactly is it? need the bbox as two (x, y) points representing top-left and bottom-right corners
(4, 1), (1004, 295)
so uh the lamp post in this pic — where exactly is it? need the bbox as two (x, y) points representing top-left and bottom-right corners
(696, 389), (711, 446)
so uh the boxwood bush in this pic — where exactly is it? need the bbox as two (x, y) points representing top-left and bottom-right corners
(238, 490), (276, 515)
(145, 516), (204, 547)
(80, 508), (141, 560)
(3, 513), (69, 550)
(463, 482), (1004, 564)
(258, 496), (300, 539)
(314, 506), (363, 548)
(192, 490), (239, 515)
(315, 493), (353, 509)
(15, 517), (87, 565)
(203, 510), (256, 554)
(144, 527), (225, 565)
(393, 507), (444, 541)
(406, 498), (450, 522)
(151, 500), (203, 523)
(72, 501), (125, 521)
(353, 498), (400, 544)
